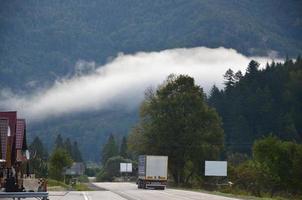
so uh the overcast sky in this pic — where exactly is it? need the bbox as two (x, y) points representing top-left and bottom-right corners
(0, 47), (282, 121)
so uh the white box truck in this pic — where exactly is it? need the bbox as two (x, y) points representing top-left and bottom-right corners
(137, 155), (168, 190)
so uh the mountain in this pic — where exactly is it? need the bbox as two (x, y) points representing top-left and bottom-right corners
(1, 0), (301, 91)
(0, 0), (301, 161)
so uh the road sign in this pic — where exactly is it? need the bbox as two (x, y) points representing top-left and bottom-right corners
(204, 161), (227, 176)
(120, 163), (132, 173)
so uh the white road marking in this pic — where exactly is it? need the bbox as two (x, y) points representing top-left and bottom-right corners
(82, 192), (91, 200)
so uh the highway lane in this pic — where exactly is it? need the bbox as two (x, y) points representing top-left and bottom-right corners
(92, 182), (241, 200)
(45, 182), (242, 200)
(48, 191), (126, 200)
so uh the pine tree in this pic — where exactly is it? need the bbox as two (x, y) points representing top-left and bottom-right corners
(246, 60), (259, 74)
(30, 136), (48, 159)
(234, 70), (243, 82)
(120, 136), (128, 158)
(64, 138), (72, 157)
(49, 148), (72, 181)
(29, 136), (48, 177)
(54, 134), (64, 149)
(101, 134), (118, 164)
(72, 141), (83, 162)
(223, 68), (235, 88)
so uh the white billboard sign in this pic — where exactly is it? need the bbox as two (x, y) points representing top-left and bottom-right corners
(205, 161), (227, 176)
(120, 163), (132, 173)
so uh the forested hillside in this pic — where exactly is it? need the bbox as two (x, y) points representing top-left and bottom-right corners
(208, 57), (302, 153)
(29, 109), (138, 161)
(1, 1), (301, 161)
(1, 0), (301, 91)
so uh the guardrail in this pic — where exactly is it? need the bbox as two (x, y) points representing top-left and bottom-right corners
(0, 192), (48, 200)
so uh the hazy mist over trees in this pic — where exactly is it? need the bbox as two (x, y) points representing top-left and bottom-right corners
(0, 1), (301, 162)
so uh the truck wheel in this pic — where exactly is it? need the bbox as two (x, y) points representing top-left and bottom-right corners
(159, 186), (165, 190)
(137, 180), (141, 189)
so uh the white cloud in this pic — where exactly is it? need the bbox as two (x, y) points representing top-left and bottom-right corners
(0, 47), (282, 121)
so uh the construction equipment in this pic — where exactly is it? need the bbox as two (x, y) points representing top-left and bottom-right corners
(0, 111), (48, 199)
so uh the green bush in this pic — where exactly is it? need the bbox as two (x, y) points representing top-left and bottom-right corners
(78, 175), (89, 183)
(85, 167), (100, 177)
(47, 179), (70, 189)
(48, 148), (73, 181)
(96, 156), (135, 182)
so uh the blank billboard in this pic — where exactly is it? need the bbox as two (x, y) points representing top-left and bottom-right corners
(204, 161), (227, 176)
(120, 163), (132, 173)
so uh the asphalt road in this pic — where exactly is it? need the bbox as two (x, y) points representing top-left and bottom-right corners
(46, 182), (241, 200)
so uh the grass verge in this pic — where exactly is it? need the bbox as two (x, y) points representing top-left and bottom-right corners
(169, 186), (292, 200)
(47, 179), (71, 191)
(73, 183), (92, 191)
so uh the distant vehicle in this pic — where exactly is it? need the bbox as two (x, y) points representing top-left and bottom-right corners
(137, 155), (168, 190)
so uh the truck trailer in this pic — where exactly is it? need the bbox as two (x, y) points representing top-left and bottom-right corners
(137, 155), (168, 190)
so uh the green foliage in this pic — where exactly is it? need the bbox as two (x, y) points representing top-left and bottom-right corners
(54, 135), (83, 162)
(73, 183), (91, 191)
(1, 0), (301, 92)
(1, 0), (302, 163)
(223, 69), (235, 88)
(30, 110), (138, 162)
(77, 175), (89, 183)
(209, 58), (302, 153)
(253, 136), (302, 195)
(101, 134), (119, 164)
(85, 167), (100, 177)
(54, 134), (64, 149)
(49, 148), (73, 181)
(229, 136), (302, 197)
(129, 74), (224, 185)
(233, 160), (273, 197)
(47, 179), (70, 189)
(96, 156), (133, 182)
(64, 138), (72, 157)
(29, 136), (48, 178)
(227, 152), (249, 166)
(119, 136), (128, 159)
(71, 141), (83, 162)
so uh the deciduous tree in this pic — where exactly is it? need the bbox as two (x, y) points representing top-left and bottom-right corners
(49, 148), (72, 181)
(129, 74), (224, 185)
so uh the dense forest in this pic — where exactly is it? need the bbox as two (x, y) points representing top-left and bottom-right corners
(1, 1), (301, 161)
(208, 57), (302, 153)
(1, 0), (301, 91)
(29, 110), (138, 161)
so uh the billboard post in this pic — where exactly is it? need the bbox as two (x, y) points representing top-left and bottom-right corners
(120, 163), (132, 181)
(204, 161), (228, 187)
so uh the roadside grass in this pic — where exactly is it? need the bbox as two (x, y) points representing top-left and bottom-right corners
(47, 179), (93, 191)
(73, 183), (93, 191)
(47, 179), (71, 191)
(168, 186), (293, 200)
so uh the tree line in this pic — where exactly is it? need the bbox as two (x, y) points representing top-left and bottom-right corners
(96, 134), (134, 181)
(29, 57), (302, 198)
(123, 58), (302, 198)
(208, 57), (302, 153)
(229, 136), (302, 198)
(29, 134), (83, 181)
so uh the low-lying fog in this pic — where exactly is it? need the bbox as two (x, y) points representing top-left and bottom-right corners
(0, 47), (281, 121)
